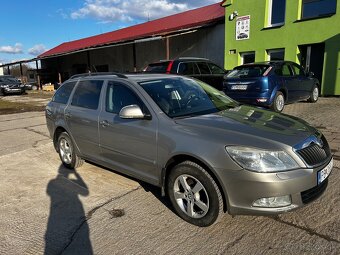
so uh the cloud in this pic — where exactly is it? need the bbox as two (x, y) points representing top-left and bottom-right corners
(71, 0), (220, 23)
(0, 43), (23, 54)
(28, 44), (48, 56)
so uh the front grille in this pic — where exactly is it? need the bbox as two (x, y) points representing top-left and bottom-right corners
(296, 135), (331, 166)
(301, 179), (328, 204)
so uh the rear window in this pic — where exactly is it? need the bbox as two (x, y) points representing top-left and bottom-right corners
(71, 80), (103, 110)
(227, 65), (270, 78)
(145, 62), (170, 73)
(52, 82), (76, 104)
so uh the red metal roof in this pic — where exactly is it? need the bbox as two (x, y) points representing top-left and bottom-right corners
(39, 3), (225, 58)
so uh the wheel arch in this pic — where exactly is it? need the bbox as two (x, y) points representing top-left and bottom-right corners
(161, 154), (229, 213)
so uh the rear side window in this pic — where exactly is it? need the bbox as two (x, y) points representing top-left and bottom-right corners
(71, 80), (103, 110)
(177, 62), (199, 75)
(52, 82), (76, 104)
(277, 64), (292, 76)
(197, 62), (211, 74)
(106, 81), (144, 114)
(208, 63), (225, 74)
(290, 64), (305, 76)
(145, 62), (170, 73)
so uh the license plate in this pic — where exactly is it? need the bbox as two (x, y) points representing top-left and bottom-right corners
(231, 85), (247, 90)
(317, 159), (333, 185)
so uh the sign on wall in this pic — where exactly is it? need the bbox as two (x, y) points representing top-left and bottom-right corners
(236, 15), (250, 40)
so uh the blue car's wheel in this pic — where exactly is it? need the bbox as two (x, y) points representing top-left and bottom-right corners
(271, 91), (285, 112)
(308, 85), (319, 103)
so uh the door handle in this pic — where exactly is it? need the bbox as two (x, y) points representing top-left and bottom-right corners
(100, 120), (110, 127)
(65, 112), (72, 119)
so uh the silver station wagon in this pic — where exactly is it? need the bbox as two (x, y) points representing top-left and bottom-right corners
(46, 73), (333, 226)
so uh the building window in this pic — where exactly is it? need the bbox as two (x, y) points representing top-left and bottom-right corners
(267, 49), (285, 60)
(268, 0), (286, 26)
(302, 0), (337, 19)
(240, 52), (255, 64)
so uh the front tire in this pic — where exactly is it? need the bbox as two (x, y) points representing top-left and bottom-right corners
(271, 91), (285, 112)
(167, 161), (223, 227)
(57, 132), (84, 169)
(308, 85), (319, 103)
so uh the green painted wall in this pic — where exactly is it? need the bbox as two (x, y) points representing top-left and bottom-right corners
(223, 0), (340, 95)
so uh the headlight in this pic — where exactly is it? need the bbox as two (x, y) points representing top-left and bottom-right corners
(225, 146), (299, 172)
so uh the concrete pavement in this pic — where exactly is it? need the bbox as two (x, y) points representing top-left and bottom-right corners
(0, 98), (339, 255)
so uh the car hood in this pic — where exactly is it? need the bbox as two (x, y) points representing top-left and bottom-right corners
(174, 105), (316, 148)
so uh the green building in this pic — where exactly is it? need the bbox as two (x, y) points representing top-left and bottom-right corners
(222, 0), (340, 95)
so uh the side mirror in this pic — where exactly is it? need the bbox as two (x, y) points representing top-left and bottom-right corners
(119, 105), (151, 120)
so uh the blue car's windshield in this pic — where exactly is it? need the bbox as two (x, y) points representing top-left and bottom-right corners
(139, 77), (238, 118)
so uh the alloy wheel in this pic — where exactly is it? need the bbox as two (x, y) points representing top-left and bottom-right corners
(173, 174), (209, 218)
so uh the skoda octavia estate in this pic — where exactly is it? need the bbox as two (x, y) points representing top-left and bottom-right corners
(46, 73), (333, 226)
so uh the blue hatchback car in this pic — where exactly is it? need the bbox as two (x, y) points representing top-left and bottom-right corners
(223, 61), (319, 112)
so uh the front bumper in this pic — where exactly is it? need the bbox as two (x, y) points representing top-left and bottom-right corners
(218, 158), (333, 215)
(4, 87), (25, 94)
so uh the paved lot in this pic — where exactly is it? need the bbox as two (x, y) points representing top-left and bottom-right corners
(0, 98), (339, 255)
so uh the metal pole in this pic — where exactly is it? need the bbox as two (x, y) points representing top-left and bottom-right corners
(7, 66), (10, 75)
(87, 51), (91, 73)
(36, 60), (41, 90)
(166, 37), (170, 60)
(133, 43), (137, 72)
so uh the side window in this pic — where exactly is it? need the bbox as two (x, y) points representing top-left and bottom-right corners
(290, 64), (305, 76)
(106, 81), (144, 114)
(177, 62), (199, 75)
(71, 80), (103, 110)
(197, 62), (211, 74)
(278, 64), (292, 76)
(52, 82), (76, 104)
(208, 63), (225, 74)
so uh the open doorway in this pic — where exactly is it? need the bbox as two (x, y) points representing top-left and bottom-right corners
(298, 43), (325, 89)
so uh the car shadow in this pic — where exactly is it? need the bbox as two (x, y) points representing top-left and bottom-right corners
(45, 165), (93, 255)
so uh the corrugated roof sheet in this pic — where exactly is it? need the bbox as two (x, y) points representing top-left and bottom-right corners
(39, 3), (225, 58)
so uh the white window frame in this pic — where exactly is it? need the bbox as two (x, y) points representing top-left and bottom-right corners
(267, 49), (285, 61)
(268, 0), (286, 27)
(240, 52), (256, 65)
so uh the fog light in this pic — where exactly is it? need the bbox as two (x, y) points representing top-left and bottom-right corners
(256, 98), (267, 103)
(253, 195), (291, 208)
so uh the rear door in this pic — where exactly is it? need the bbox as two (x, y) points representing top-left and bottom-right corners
(196, 62), (212, 85)
(277, 63), (299, 103)
(65, 79), (103, 159)
(98, 80), (158, 184)
(290, 62), (313, 100)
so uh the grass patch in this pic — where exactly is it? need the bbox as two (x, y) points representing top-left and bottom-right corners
(0, 99), (45, 115)
(24, 90), (54, 99)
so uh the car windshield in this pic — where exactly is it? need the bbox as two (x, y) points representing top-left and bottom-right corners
(227, 65), (270, 78)
(145, 62), (170, 73)
(139, 77), (238, 118)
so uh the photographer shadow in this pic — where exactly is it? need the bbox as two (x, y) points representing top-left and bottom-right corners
(45, 165), (92, 255)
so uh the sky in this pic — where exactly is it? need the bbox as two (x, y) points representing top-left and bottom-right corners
(0, 0), (221, 65)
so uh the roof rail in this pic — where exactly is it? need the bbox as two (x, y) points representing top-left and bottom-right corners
(177, 57), (209, 61)
(70, 72), (127, 79)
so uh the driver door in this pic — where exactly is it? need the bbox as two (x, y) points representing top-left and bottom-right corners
(98, 80), (158, 184)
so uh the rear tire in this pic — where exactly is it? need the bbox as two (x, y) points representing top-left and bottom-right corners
(271, 91), (285, 112)
(308, 85), (319, 103)
(57, 132), (84, 169)
(167, 161), (224, 227)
